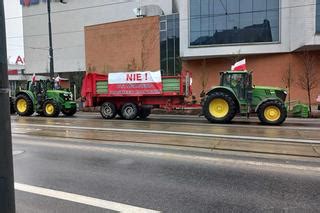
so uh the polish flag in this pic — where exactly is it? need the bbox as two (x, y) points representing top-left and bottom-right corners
(32, 73), (36, 83)
(231, 59), (247, 71)
(55, 75), (61, 83)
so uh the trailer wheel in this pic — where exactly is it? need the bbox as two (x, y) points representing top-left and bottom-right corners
(121, 103), (138, 120)
(139, 108), (151, 119)
(43, 100), (60, 117)
(100, 102), (117, 119)
(203, 92), (236, 123)
(257, 100), (287, 125)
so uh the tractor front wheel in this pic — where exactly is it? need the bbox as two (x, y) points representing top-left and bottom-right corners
(121, 103), (138, 120)
(62, 107), (77, 116)
(43, 100), (60, 117)
(15, 94), (34, 116)
(203, 92), (236, 123)
(100, 102), (116, 119)
(257, 100), (287, 125)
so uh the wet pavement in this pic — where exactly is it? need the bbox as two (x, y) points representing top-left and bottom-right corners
(11, 112), (320, 212)
(13, 135), (320, 213)
(10, 112), (320, 157)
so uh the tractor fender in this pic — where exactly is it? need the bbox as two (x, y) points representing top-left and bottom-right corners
(16, 91), (36, 106)
(206, 87), (241, 113)
(255, 98), (284, 112)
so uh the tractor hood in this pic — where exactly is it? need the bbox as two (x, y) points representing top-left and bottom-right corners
(253, 86), (287, 102)
(254, 86), (286, 92)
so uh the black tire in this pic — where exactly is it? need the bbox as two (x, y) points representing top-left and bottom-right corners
(100, 102), (116, 119)
(121, 103), (138, 120)
(117, 109), (124, 119)
(139, 108), (151, 119)
(257, 100), (287, 125)
(42, 100), (60, 117)
(15, 94), (34, 116)
(203, 92), (237, 123)
(62, 107), (77, 116)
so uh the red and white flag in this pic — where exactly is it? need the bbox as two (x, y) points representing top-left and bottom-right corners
(231, 59), (247, 71)
(108, 71), (162, 95)
(32, 73), (36, 83)
(55, 75), (61, 83)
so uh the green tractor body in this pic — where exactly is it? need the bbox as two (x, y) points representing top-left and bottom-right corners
(15, 79), (77, 117)
(203, 71), (287, 125)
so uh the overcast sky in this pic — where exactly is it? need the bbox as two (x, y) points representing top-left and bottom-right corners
(4, 0), (24, 60)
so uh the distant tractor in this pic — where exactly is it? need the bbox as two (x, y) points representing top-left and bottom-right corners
(203, 71), (287, 125)
(15, 79), (77, 117)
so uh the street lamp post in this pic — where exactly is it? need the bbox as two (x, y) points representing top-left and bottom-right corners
(0, 0), (16, 212)
(47, 0), (54, 79)
(47, 0), (66, 79)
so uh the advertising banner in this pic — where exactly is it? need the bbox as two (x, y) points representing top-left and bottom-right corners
(108, 71), (162, 95)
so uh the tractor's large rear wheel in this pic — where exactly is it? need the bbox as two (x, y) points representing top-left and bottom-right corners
(203, 92), (236, 123)
(257, 100), (287, 125)
(121, 103), (138, 120)
(100, 102), (116, 119)
(43, 100), (60, 117)
(15, 94), (34, 116)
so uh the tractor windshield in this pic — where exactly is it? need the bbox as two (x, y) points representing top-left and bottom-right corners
(221, 72), (252, 100)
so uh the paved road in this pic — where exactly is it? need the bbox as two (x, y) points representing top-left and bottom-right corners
(13, 135), (320, 213)
(10, 112), (320, 157)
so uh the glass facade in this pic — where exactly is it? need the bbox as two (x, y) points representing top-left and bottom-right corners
(160, 14), (181, 76)
(189, 0), (280, 46)
(317, 0), (320, 32)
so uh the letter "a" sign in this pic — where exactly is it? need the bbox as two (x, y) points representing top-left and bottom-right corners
(15, 56), (24, 65)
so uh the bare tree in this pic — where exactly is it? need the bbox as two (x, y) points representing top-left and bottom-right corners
(297, 51), (319, 114)
(127, 58), (138, 71)
(200, 59), (209, 92)
(281, 63), (294, 110)
(230, 49), (242, 64)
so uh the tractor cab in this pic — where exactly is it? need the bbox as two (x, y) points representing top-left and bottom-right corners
(220, 71), (252, 101)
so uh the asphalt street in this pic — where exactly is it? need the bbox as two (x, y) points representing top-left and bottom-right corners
(13, 135), (320, 213)
(10, 113), (320, 212)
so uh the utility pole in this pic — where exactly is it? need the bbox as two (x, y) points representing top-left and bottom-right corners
(47, 0), (66, 79)
(47, 0), (54, 79)
(0, 0), (16, 212)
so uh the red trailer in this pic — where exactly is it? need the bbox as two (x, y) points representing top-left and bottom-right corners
(81, 70), (199, 120)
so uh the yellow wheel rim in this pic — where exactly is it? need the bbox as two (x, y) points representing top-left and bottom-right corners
(209, 98), (229, 118)
(45, 103), (55, 115)
(17, 99), (27, 113)
(264, 106), (281, 122)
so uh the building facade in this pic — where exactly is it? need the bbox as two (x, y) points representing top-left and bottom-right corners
(22, 0), (320, 103)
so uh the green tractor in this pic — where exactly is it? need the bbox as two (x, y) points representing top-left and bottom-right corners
(15, 79), (77, 117)
(203, 71), (287, 125)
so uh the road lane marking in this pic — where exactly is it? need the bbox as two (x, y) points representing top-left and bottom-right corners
(14, 139), (320, 173)
(15, 182), (160, 213)
(13, 123), (320, 144)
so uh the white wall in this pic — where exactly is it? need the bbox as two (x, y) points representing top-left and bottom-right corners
(178, 0), (320, 59)
(22, 0), (172, 74)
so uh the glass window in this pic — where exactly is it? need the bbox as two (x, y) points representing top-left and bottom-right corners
(189, 0), (280, 46)
(160, 14), (181, 76)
